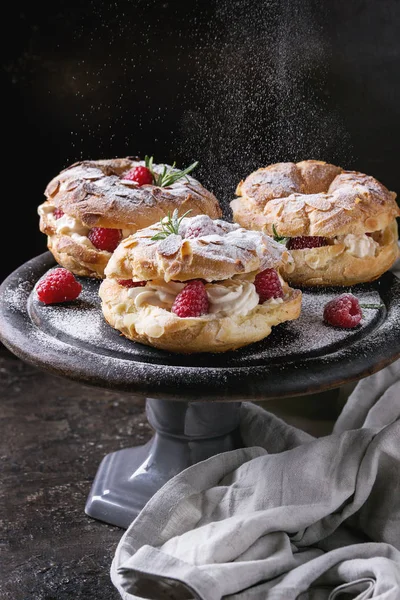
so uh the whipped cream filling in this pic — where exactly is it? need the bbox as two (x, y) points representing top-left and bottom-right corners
(127, 279), (264, 317)
(121, 277), (284, 337)
(127, 281), (185, 310)
(38, 204), (56, 217)
(54, 214), (93, 248)
(39, 205), (94, 247)
(206, 280), (259, 316)
(334, 233), (379, 258)
(39, 204), (136, 250)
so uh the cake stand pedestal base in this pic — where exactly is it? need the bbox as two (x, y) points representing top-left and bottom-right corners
(85, 398), (242, 528)
(2, 255), (400, 530)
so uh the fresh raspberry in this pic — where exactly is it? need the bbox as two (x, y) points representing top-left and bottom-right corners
(287, 236), (328, 250)
(53, 208), (64, 219)
(36, 268), (82, 304)
(185, 225), (204, 239)
(87, 227), (122, 252)
(184, 219), (222, 239)
(254, 268), (284, 303)
(171, 280), (209, 318)
(123, 166), (153, 186)
(117, 280), (146, 288)
(323, 293), (362, 328)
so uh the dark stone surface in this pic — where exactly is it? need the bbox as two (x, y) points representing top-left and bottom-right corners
(0, 342), (343, 599)
(0, 343), (152, 600)
(2, 253), (400, 401)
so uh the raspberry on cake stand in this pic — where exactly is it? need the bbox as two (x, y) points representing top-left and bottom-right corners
(1, 251), (400, 529)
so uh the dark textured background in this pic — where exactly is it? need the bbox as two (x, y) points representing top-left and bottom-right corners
(0, 344), (341, 600)
(2, 0), (400, 283)
(1, 3), (399, 596)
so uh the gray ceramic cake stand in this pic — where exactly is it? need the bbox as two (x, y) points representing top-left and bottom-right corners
(1, 252), (400, 529)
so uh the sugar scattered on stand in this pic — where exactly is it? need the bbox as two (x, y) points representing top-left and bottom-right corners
(29, 279), (382, 366)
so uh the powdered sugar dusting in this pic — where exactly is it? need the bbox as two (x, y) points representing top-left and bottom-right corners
(49, 159), (218, 217)
(136, 215), (291, 273)
(244, 288), (382, 360)
(1, 247), (399, 403)
(26, 276), (383, 366)
(189, 227), (287, 271)
(2, 279), (33, 312)
(180, 215), (234, 238)
(157, 234), (183, 257)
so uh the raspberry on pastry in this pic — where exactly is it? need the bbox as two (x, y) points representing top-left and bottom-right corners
(99, 213), (302, 354)
(286, 236), (328, 250)
(123, 165), (153, 186)
(117, 280), (146, 288)
(254, 268), (284, 302)
(38, 157), (222, 279)
(231, 160), (400, 286)
(53, 208), (64, 220)
(171, 280), (210, 317)
(87, 227), (122, 252)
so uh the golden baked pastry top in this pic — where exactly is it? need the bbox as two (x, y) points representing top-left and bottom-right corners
(104, 214), (294, 283)
(232, 160), (400, 237)
(43, 157), (222, 230)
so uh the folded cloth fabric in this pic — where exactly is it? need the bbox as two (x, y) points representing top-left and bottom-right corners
(111, 259), (400, 600)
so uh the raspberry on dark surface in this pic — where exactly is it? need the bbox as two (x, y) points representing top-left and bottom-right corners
(87, 227), (122, 252)
(117, 280), (146, 288)
(323, 293), (362, 328)
(254, 268), (284, 303)
(287, 236), (328, 250)
(122, 166), (153, 186)
(53, 208), (64, 219)
(171, 280), (209, 318)
(36, 268), (82, 304)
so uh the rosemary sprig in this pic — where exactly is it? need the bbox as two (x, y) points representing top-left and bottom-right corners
(151, 208), (192, 241)
(145, 155), (198, 188)
(359, 303), (384, 309)
(272, 224), (290, 245)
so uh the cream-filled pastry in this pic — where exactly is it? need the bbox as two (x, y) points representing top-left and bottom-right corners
(99, 214), (302, 353)
(38, 157), (222, 278)
(230, 160), (400, 286)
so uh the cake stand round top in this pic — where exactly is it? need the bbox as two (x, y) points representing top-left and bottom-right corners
(1, 252), (399, 401)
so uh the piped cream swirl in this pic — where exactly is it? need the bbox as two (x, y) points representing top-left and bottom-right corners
(126, 279), (260, 317)
(115, 277), (286, 338)
(38, 205), (93, 247)
(127, 281), (185, 310)
(334, 233), (378, 258)
(206, 280), (259, 316)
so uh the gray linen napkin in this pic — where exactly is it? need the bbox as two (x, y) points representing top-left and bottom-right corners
(111, 259), (400, 600)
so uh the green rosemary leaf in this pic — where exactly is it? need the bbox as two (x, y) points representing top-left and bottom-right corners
(150, 232), (168, 241)
(142, 157), (199, 188)
(150, 209), (193, 241)
(178, 160), (198, 177)
(359, 303), (384, 309)
(144, 155), (155, 183)
(158, 160), (198, 187)
(272, 224), (289, 245)
(177, 209), (192, 226)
